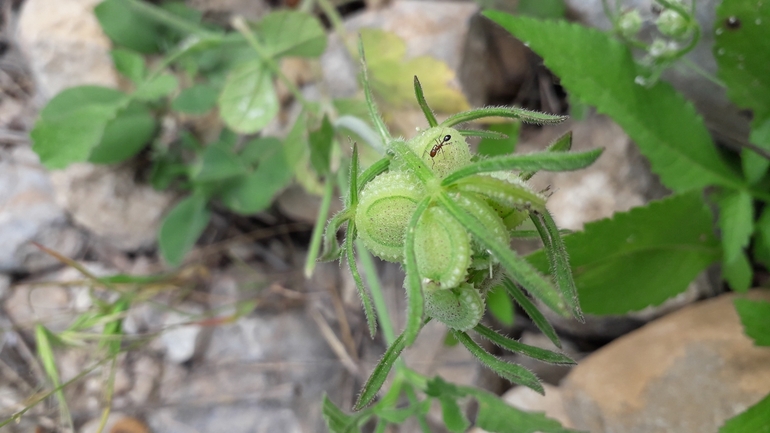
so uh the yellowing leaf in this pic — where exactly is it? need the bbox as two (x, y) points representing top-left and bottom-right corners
(358, 29), (469, 114)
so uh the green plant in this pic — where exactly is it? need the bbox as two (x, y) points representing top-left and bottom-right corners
(30, 0), (328, 266)
(319, 39), (602, 431)
(482, 0), (770, 427)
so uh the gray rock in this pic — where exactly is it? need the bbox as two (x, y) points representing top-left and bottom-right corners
(0, 147), (85, 273)
(561, 290), (770, 433)
(147, 307), (345, 433)
(16, 0), (118, 100)
(50, 162), (175, 252)
(159, 305), (204, 364)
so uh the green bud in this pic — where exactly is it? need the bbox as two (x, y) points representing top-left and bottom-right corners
(618, 9), (643, 38)
(424, 282), (485, 331)
(407, 126), (472, 179)
(656, 9), (690, 38)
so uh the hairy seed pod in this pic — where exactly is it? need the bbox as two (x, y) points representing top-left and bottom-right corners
(414, 206), (470, 289)
(355, 171), (424, 262)
(424, 282), (485, 331)
(453, 192), (510, 254)
(406, 127), (472, 179)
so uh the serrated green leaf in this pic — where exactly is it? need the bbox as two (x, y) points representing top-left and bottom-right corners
(88, 101), (156, 164)
(715, 0), (770, 122)
(219, 137), (293, 214)
(486, 11), (743, 192)
(477, 122), (520, 157)
(218, 59), (278, 134)
(518, 0), (566, 19)
(95, 0), (161, 53)
(172, 83), (219, 114)
(159, 194), (211, 266)
(718, 189), (754, 264)
(110, 48), (146, 83)
(453, 330), (543, 393)
(741, 118), (770, 184)
(724, 251), (753, 293)
(487, 285), (515, 326)
(258, 10), (327, 58)
(473, 323), (575, 365)
(322, 395), (364, 433)
(734, 298), (770, 346)
(718, 392), (770, 433)
(134, 74), (178, 101)
(310, 115), (335, 175)
(526, 192), (721, 315)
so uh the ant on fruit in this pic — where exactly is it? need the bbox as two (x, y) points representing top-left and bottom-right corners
(428, 134), (452, 167)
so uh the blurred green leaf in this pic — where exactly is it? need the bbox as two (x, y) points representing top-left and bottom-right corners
(322, 395), (364, 433)
(159, 194), (211, 266)
(95, 0), (161, 53)
(734, 298), (770, 346)
(218, 59), (278, 134)
(220, 137), (293, 214)
(110, 48), (146, 83)
(310, 115), (335, 175)
(715, 0), (770, 185)
(134, 73), (178, 101)
(527, 192), (721, 315)
(718, 189), (754, 264)
(487, 285), (515, 326)
(258, 10), (327, 58)
(193, 145), (247, 183)
(486, 11), (743, 192)
(437, 395), (470, 433)
(31, 86), (127, 168)
(719, 392), (770, 433)
(172, 83), (219, 114)
(518, 0), (566, 19)
(477, 122), (520, 157)
(88, 101), (156, 164)
(724, 251), (752, 293)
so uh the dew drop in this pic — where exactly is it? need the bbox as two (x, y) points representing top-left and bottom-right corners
(756, 18), (763, 25)
(717, 48), (726, 55)
(634, 76), (647, 85)
(715, 28), (724, 35)
(738, 63), (745, 69)
(726, 16), (741, 29)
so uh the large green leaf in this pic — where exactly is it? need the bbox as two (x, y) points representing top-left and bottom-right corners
(527, 192), (721, 315)
(172, 83), (219, 114)
(159, 194), (211, 266)
(218, 59), (278, 134)
(714, 0), (770, 184)
(31, 86), (126, 168)
(88, 101), (156, 164)
(219, 137), (293, 214)
(734, 298), (770, 346)
(258, 10), (327, 58)
(718, 189), (754, 264)
(719, 392), (770, 433)
(485, 12), (743, 192)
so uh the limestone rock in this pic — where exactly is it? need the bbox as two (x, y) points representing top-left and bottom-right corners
(50, 163), (175, 252)
(0, 147), (85, 273)
(16, 0), (118, 100)
(561, 290), (770, 433)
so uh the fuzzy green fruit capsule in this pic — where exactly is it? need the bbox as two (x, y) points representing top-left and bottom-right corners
(414, 205), (470, 289)
(424, 282), (485, 331)
(407, 126), (472, 179)
(355, 171), (424, 262)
